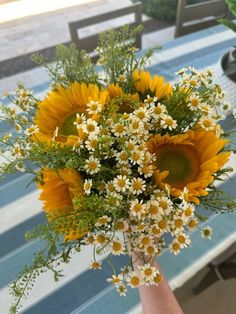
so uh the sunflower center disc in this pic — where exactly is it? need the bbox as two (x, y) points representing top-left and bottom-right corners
(155, 144), (200, 189)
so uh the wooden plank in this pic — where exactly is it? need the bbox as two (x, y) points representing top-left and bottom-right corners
(175, 0), (227, 38)
(180, 18), (219, 36)
(183, 0), (227, 23)
(68, 2), (143, 54)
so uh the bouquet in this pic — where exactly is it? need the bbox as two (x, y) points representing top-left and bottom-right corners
(1, 26), (236, 313)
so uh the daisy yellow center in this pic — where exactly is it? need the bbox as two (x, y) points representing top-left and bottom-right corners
(92, 262), (100, 269)
(202, 119), (212, 128)
(87, 124), (96, 132)
(133, 204), (142, 213)
(204, 229), (211, 236)
(112, 277), (121, 284)
(137, 111), (145, 119)
(97, 235), (106, 244)
(59, 112), (78, 136)
(189, 79), (197, 87)
(154, 274), (162, 283)
(98, 217), (108, 224)
(191, 99), (199, 107)
(116, 222), (125, 230)
(120, 152), (128, 161)
(177, 235), (186, 244)
(185, 207), (192, 216)
(159, 200), (168, 209)
(147, 246), (155, 254)
(158, 220), (167, 229)
(155, 144), (200, 189)
(87, 236), (94, 244)
(89, 139), (98, 148)
(165, 118), (174, 126)
(141, 237), (150, 245)
(115, 124), (125, 133)
(175, 219), (183, 228)
(133, 180), (142, 190)
(88, 161), (98, 170)
(144, 268), (153, 276)
(189, 219), (197, 228)
(113, 241), (122, 251)
(172, 242), (180, 251)
(130, 276), (140, 286)
(154, 106), (163, 114)
(118, 179), (126, 188)
(150, 205), (158, 215)
(152, 226), (161, 235)
(84, 182), (91, 190)
(132, 121), (139, 129)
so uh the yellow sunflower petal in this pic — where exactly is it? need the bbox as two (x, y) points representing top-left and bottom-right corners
(132, 69), (172, 99)
(38, 168), (84, 214)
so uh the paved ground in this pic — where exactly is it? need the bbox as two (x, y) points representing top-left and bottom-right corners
(175, 266), (236, 314)
(0, 0), (174, 94)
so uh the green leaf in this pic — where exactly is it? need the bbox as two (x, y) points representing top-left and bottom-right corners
(226, 0), (236, 17)
(218, 18), (236, 32)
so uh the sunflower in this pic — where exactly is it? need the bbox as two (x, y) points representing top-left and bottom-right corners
(147, 131), (230, 204)
(132, 69), (172, 100)
(107, 83), (139, 113)
(34, 83), (108, 143)
(38, 168), (85, 240)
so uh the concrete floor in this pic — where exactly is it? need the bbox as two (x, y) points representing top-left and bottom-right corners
(175, 267), (236, 314)
(0, 0), (174, 94)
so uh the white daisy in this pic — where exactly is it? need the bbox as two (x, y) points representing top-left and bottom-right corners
(138, 164), (154, 178)
(117, 284), (127, 296)
(152, 103), (167, 119)
(126, 271), (143, 288)
(84, 179), (92, 195)
(129, 199), (146, 218)
(221, 102), (231, 113)
(169, 240), (181, 255)
(73, 113), (86, 128)
(176, 233), (191, 248)
(147, 200), (164, 219)
(107, 274), (123, 286)
(201, 225), (213, 239)
(198, 116), (216, 131)
(86, 100), (103, 114)
(130, 149), (144, 165)
(83, 118), (100, 135)
(130, 177), (146, 195)
(89, 261), (102, 270)
(113, 175), (130, 193)
(25, 124), (39, 136)
(134, 107), (149, 122)
(111, 239), (125, 255)
(95, 215), (112, 227)
(144, 94), (158, 106)
(139, 263), (158, 282)
(160, 115), (177, 130)
(85, 135), (99, 151)
(112, 123), (127, 137)
(84, 156), (101, 174)
(188, 94), (202, 111)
